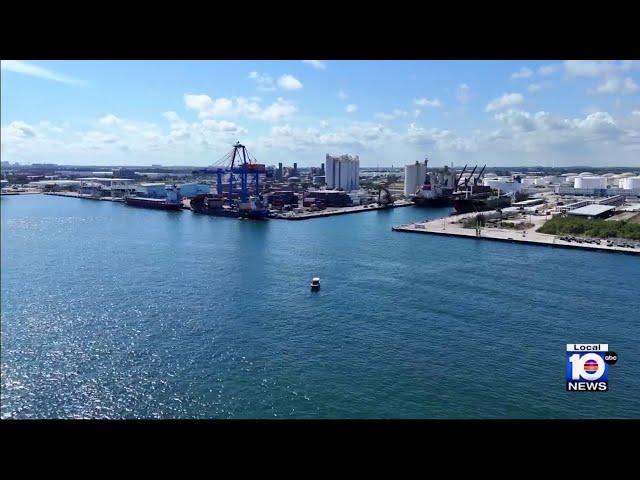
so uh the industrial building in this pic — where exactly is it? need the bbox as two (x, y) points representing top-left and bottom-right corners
(113, 168), (136, 178)
(29, 180), (81, 190)
(176, 183), (210, 198)
(133, 182), (208, 198)
(482, 177), (524, 194)
(556, 185), (640, 197)
(325, 154), (359, 191)
(306, 189), (352, 207)
(404, 161), (428, 196)
(136, 183), (169, 198)
(567, 204), (616, 219)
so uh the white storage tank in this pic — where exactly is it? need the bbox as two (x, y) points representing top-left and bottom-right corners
(606, 176), (620, 186)
(534, 176), (559, 185)
(404, 162), (428, 196)
(579, 172), (594, 176)
(574, 176), (607, 189)
(622, 176), (640, 190)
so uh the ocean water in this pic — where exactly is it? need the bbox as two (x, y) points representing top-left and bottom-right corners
(2, 194), (639, 419)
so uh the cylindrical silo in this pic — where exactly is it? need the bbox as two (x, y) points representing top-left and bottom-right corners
(404, 163), (427, 196)
(623, 176), (640, 189)
(575, 176), (607, 189)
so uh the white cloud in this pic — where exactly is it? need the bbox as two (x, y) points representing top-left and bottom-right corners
(456, 83), (471, 105)
(1, 60), (86, 86)
(564, 61), (640, 96)
(413, 98), (442, 107)
(485, 93), (524, 112)
(564, 60), (620, 78)
(302, 60), (326, 70)
(5, 86), (640, 167)
(338, 90), (348, 100)
(277, 74), (303, 90)
(162, 111), (185, 124)
(236, 97), (297, 122)
(262, 121), (397, 152)
(2, 121), (37, 140)
(527, 82), (550, 93)
(99, 114), (123, 125)
(592, 77), (639, 95)
(538, 64), (559, 76)
(183, 94), (295, 122)
(511, 67), (533, 80)
(184, 94), (234, 117)
(248, 71), (276, 91)
(346, 104), (358, 113)
(201, 119), (245, 133)
(374, 109), (407, 120)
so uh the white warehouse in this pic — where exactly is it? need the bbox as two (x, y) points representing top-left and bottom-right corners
(483, 178), (524, 194)
(404, 161), (428, 196)
(574, 176), (607, 189)
(325, 154), (360, 191)
(177, 183), (210, 197)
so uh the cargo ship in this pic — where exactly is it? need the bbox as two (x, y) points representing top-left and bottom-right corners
(190, 194), (270, 220)
(452, 191), (512, 214)
(410, 161), (485, 208)
(124, 185), (183, 211)
(412, 184), (454, 207)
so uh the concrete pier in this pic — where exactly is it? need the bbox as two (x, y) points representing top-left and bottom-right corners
(392, 212), (640, 255)
(43, 192), (124, 202)
(271, 200), (414, 220)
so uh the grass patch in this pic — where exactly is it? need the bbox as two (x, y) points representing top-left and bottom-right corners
(537, 216), (640, 240)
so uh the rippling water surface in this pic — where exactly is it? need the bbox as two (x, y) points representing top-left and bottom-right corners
(2, 195), (639, 418)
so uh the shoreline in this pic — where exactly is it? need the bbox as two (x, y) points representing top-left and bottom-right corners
(37, 191), (415, 219)
(392, 214), (640, 256)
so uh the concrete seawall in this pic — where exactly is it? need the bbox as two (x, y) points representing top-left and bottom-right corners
(392, 214), (640, 256)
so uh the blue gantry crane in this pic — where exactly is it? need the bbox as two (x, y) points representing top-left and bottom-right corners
(193, 142), (266, 207)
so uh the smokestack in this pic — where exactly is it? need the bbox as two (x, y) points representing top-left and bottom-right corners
(293, 162), (298, 175)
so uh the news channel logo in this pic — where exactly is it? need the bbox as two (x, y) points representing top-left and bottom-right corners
(566, 344), (618, 392)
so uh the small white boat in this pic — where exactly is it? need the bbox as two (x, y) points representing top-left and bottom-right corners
(311, 277), (320, 290)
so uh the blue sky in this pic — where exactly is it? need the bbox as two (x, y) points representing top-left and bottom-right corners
(2, 60), (639, 167)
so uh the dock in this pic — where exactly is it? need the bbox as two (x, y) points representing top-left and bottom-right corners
(392, 212), (640, 255)
(271, 200), (414, 220)
(43, 192), (124, 202)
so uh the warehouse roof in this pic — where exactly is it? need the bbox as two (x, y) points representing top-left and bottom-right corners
(567, 205), (615, 217)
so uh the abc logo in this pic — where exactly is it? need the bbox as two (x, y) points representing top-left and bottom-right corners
(604, 352), (618, 365)
(569, 353), (606, 381)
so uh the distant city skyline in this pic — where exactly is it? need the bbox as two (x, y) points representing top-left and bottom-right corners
(2, 60), (640, 167)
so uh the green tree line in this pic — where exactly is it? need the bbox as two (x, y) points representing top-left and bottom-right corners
(537, 217), (640, 240)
